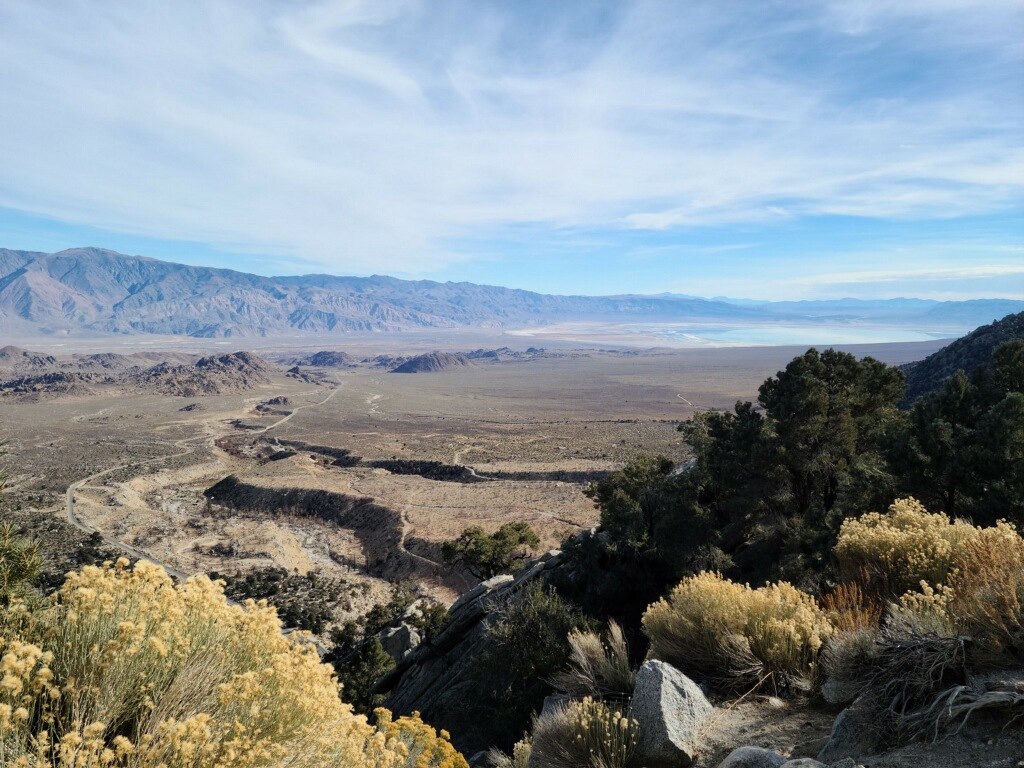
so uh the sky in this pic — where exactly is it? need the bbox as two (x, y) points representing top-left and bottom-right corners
(1, 0), (1022, 300)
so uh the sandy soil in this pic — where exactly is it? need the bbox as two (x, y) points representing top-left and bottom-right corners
(693, 696), (1024, 768)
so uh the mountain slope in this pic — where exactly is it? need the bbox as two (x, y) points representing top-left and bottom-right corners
(902, 311), (1024, 401)
(0, 247), (771, 338)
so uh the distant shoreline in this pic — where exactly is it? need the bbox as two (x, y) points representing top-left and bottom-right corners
(0, 329), (953, 366)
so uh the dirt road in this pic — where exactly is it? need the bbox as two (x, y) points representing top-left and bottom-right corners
(65, 381), (343, 582)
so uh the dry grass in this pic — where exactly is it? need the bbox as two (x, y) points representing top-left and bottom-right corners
(821, 511), (1024, 744)
(528, 697), (637, 768)
(485, 739), (531, 768)
(947, 523), (1024, 667)
(833, 499), (1024, 667)
(550, 620), (635, 700)
(821, 581), (883, 634)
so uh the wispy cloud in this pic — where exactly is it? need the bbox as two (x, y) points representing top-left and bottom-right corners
(0, 0), (1020, 285)
(796, 264), (1024, 286)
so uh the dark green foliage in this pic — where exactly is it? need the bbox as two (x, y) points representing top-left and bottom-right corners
(0, 522), (40, 604)
(897, 370), (977, 517)
(442, 522), (541, 580)
(756, 348), (905, 526)
(897, 339), (1024, 526)
(584, 454), (675, 548)
(678, 348), (906, 586)
(551, 455), (713, 631)
(212, 566), (358, 635)
(449, 582), (594, 751)
(337, 638), (396, 716)
(902, 311), (1024, 402)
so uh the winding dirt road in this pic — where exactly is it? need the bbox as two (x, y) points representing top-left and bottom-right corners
(64, 381), (343, 582)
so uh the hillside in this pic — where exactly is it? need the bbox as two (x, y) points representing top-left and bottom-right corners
(902, 310), (1024, 401)
(390, 352), (472, 373)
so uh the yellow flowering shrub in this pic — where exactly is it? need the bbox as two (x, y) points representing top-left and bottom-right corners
(372, 710), (467, 768)
(0, 559), (466, 768)
(945, 523), (1024, 664)
(833, 497), (978, 596)
(642, 571), (832, 691)
(834, 499), (1024, 667)
(527, 697), (636, 768)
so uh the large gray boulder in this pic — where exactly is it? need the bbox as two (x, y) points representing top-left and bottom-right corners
(630, 660), (714, 768)
(816, 700), (880, 764)
(780, 759), (826, 768)
(716, 746), (787, 768)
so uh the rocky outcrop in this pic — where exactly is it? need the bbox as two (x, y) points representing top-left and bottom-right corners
(0, 370), (105, 397)
(372, 600), (433, 663)
(130, 351), (271, 396)
(630, 660), (714, 768)
(376, 551), (564, 718)
(390, 352), (472, 373)
(305, 351), (355, 367)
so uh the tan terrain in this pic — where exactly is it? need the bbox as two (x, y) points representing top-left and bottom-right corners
(0, 339), (948, 624)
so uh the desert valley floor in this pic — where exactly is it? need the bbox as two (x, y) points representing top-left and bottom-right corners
(0, 336), (949, 626)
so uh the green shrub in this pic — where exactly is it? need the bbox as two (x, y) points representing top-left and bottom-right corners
(442, 523), (540, 580)
(0, 522), (39, 605)
(642, 571), (832, 693)
(337, 638), (396, 716)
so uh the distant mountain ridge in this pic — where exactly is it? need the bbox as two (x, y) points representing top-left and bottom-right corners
(0, 247), (769, 338)
(0, 247), (1020, 339)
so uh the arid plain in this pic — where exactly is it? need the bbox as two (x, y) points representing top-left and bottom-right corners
(0, 336), (949, 629)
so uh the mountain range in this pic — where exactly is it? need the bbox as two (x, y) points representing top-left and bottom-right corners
(1, 247), (1020, 340)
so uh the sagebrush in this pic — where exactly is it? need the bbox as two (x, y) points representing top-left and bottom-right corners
(642, 571), (832, 692)
(0, 559), (466, 768)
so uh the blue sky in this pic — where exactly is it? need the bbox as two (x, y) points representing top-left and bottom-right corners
(1, 0), (1021, 300)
